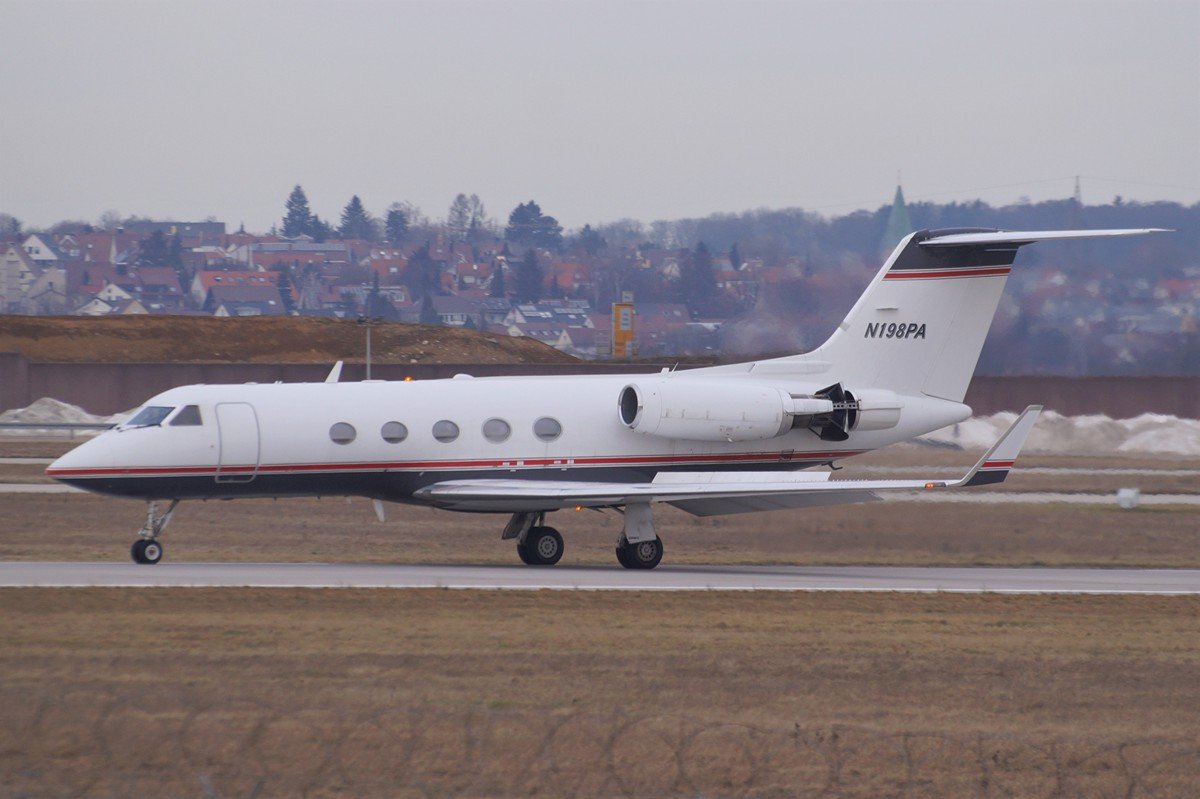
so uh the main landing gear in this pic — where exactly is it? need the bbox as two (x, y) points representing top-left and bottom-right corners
(505, 512), (565, 566)
(517, 526), (564, 566)
(615, 536), (664, 570)
(502, 503), (663, 570)
(131, 500), (179, 565)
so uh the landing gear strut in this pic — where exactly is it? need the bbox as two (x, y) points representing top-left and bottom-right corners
(131, 500), (179, 565)
(614, 502), (662, 570)
(507, 512), (564, 566)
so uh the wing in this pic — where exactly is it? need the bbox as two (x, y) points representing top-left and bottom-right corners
(414, 406), (1042, 516)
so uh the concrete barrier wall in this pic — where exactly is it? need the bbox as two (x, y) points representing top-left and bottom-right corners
(964, 375), (1198, 419)
(0, 354), (669, 415)
(2, 353), (1196, 418)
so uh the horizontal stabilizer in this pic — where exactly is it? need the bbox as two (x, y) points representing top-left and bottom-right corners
(921, 229), (1170, 247)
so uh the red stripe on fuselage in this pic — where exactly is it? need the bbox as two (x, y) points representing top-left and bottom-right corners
(884, 267), (1011, 280)
(46, 449), (868, 479)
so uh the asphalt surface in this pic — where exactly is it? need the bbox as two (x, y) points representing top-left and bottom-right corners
(2, 562), (1198, 593)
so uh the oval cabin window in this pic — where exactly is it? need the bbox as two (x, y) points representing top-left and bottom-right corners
(482, 418), (511, 443)
(329, 422), (356, 445)
(381, 421), (408, 443)
(533, 417), (562, 442)
(432, 420), (460, 443)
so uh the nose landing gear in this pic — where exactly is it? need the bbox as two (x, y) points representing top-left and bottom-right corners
(131, 538), (163, 565)
(131, 500), (179, 565)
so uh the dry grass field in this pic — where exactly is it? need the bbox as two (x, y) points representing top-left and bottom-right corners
(2, 589), (1198, 798)
(3, 439), (1199, 796)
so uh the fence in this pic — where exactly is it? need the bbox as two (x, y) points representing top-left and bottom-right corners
(2, 352), (1197, 418)
(3, 693), (1197, 798)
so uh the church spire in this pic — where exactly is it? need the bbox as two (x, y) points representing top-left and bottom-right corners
(881, 182), (913, 256)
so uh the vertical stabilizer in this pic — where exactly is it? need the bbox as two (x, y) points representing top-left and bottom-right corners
(740, 228), (1166, 403)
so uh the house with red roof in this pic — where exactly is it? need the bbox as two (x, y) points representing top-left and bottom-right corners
(137, 267), (185, 311)
(190, 269), (275, 306)
(208, 285), (287, 317)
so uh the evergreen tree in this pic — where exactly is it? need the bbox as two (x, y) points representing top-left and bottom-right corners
(167, 234), (184, 269)
(310, 215), (333, 243)
(385, 207), (409, 247)
(679, 241), (718, 316)
(138, 230), (170, 267)
(514, 249), (543, 303)
(282, 185), (313, 238)
(489, 261), (506, 298)
(729, 242), (742, 270)
(366, 271), (392, 317)
(576, 224), (607, 256)
(419, 294), (440, 325)
(339, 195), (375, 241)
(403, 243), (439, 299)
(276, 268), (296, 314)
(505, 200), (563, 251)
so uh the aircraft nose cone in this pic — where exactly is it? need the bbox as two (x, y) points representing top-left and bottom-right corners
(46, 436), (113, 481)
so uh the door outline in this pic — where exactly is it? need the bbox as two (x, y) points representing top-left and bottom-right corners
(215, 402), (260, 483)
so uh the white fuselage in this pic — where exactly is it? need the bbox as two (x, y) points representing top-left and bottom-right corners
(46, 371), (971, 504)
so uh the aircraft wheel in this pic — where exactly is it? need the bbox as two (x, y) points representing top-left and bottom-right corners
(617, 538), (663, 570)
(524, 526), (564, 566)
(131, 539), (163, 565)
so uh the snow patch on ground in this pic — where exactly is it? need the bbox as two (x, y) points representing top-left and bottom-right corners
(921, 410), (1200, 456)
(2, 397), (1198, 455)
(0, 398), (130, 434)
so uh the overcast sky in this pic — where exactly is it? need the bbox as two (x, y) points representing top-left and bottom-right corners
(2, 0), (1197, 233)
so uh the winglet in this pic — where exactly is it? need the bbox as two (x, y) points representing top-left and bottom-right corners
(953, 405), (1042, 487)
(325, 360), (343, 383)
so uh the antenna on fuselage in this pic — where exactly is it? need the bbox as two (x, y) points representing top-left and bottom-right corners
(325, 360), (344, 383)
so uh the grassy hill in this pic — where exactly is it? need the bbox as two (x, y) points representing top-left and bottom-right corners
(0, 315), (577, 365)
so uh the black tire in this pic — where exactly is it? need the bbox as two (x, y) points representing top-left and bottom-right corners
(525, 526), (564, 566)
(130, 539), (148, 564)
(142, 540), (163, 565)
(615, 543), (635, 569)
(622, 538), (663, 570)
(516, 539), (534, 565)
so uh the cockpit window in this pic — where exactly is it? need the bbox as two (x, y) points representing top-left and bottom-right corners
(126, 406), (174, 427)
(170, 405), (203, 426)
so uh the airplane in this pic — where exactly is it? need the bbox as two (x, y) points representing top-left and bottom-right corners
(46, 227), (1166, 567)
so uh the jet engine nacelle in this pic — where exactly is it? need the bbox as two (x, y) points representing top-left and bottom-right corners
(618, 380), (797, 442)
(850, 388), (903, 432)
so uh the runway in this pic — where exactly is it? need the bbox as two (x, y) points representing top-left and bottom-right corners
(2, 562), (1198, 593)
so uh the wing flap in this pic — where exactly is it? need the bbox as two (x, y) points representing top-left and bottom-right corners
(669, 490), (882, 517)
(415, 407), (1042, 514)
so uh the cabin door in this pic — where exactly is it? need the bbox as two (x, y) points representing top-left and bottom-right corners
(215, 402), (260, 483)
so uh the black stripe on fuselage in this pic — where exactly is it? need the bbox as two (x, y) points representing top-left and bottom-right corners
(55, 461), (828, 503)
